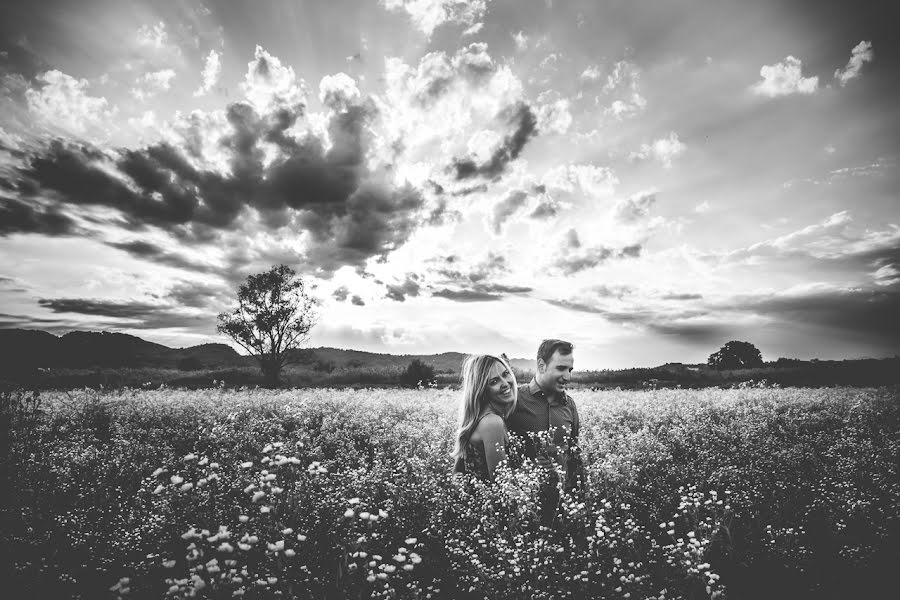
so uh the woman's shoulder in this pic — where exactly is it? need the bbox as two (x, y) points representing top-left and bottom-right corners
(470, 413), (506, 442)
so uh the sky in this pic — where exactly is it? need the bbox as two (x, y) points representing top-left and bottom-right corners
(1, 0), (898, 369)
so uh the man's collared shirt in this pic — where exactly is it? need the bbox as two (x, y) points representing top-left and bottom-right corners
(507, 378), (580, 452)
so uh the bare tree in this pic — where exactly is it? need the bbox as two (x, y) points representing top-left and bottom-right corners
(217, 265), (317, 387)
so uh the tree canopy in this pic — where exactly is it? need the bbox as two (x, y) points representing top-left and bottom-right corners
(707, 340), (764, 370)
(217, 265), (317, 386)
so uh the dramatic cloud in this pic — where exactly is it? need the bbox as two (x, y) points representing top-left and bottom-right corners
(378, 43), (532, 191)
(9, 48), (433, 277)
(380, 0), (489, 39)
(630, 132), (686, 168)
(194, 50), (222, 97)
(752, 56), (818, 97)
(132, 69), (177, 101)
(25, 70), (115, 135)
(834, 41), (874, 86)
(0, 197), (79, 236)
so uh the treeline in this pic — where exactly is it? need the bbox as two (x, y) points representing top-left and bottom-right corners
(566, 358), (900, 389)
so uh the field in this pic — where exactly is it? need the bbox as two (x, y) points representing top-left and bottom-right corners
(2, 385), (898, 600)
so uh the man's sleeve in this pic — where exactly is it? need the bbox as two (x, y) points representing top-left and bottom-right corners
(571, 397), (580, 440)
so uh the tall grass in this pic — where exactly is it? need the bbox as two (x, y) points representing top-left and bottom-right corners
(2, 386), (897, 599)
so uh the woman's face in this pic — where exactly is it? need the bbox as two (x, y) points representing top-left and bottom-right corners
(484, 360), (515, 410)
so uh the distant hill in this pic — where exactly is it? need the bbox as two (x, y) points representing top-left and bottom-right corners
(0, 329), (245, 372)
(0, 329), (531, 374)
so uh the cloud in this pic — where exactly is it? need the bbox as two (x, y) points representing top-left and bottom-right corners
(137, 22), (170, 50)
(614, 190), (657, 223)
(332, 285), (350, 302)
(0, 196), (79, 236)
(752, 56), (818, 97)
(490, 189), (528, 233)
(241, 45), (307, 113)
(428, 252), (531, 300)
(512, 31), (529, 52)
(630, 132), (686, 168)
(596, 60), (646, 118)
(580, 65), (602, 82)
(452, 102), (537, 180)
(38, 297), (206, 330)
(193, 50), (222, 97)
(717, 212), (900, 289)
(131, 69), (177, 101)
(380, 0), (489, 39)
(541, 163), (618, 198)
(834, 41), (874, 86)
(351, 295), (365, 306)
(319, 72), (361, 111)
(694, 201), (711, 214)
(551, 229), (641, 275)
(462, 22), (484, 36)
(385, 273), (421, 301)
(721, 287), (900, 339)
(9, 48), (431, 277)
(105, 240), (218, 273)
(432, 288), (502, 302)
(535, 98), (572, 135)
(166, 280), (229, 309)
(25, 70), (116, 135)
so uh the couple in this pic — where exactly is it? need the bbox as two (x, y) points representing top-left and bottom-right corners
(452, 339), (584, 506)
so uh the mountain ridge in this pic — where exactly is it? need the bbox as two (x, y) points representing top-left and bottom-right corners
(0, 328), (533, 373)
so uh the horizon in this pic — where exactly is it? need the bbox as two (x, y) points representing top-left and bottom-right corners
(1, 0), (899, 370)
(4, 326), (897, 371)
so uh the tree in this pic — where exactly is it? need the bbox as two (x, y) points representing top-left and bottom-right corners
(707, 340), (764, 370)
(400, 359), (435, 388)
(217, 265), (317, 387)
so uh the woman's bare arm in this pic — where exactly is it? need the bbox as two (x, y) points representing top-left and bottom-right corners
(472, 414), (508, 480)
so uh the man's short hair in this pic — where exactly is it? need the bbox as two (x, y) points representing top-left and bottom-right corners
(537, 339), (574, 364)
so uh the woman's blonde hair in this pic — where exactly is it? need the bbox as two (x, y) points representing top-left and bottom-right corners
(451, 354), (518, 459)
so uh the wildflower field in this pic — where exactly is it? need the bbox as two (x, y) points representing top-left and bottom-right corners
(2, 385), (898, 600)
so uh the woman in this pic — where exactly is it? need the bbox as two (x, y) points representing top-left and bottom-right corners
(451, 354), (518, 481)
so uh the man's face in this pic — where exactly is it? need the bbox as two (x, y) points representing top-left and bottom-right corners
(536, 349), (574, 397)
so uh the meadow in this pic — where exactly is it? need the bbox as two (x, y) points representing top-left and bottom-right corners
(2, 385), (898, 600)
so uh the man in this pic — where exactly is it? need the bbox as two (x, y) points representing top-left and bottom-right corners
(506, 339), (585, 525)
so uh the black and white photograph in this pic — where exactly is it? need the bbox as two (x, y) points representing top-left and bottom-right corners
(1, 0), (898, 598)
